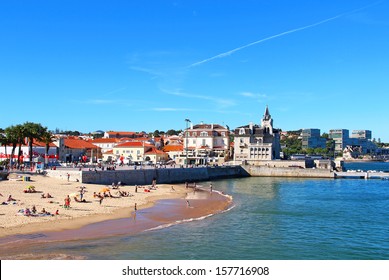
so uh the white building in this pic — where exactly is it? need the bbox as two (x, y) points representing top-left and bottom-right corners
(234, 106), (281, 164)
(182, 123), (230, 165)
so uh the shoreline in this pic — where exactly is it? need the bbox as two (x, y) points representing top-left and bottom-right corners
(0, 173), (188, 238)
(0, 174), (233, 259)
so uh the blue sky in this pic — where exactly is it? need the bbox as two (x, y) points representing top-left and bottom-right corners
(1, 0), (388, 142)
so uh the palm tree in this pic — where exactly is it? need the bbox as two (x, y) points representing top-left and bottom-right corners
(23, 122), (46, 164)
(5, 125), (25, 167)
(0, 132), (9, 165)
(41, 130), (56, 166)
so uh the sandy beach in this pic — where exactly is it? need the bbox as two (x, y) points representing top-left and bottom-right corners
(0, 172), (188, 238)
(0, 172), (233, 259)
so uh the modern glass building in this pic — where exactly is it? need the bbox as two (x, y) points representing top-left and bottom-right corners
(301, 129), (326, 149)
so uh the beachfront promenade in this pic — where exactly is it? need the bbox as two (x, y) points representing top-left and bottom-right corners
(42, 164), (338, 185)
(45, 165), (250, 185)
(10, 163), (388, 186)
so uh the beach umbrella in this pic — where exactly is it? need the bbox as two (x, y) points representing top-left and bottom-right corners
(99, 187), (110, 193)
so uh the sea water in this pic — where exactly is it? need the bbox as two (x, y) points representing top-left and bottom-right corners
(13, 162), (389, 260)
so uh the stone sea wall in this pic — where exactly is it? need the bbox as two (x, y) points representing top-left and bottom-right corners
(46, 166), (249, 185)
(45, 164), (335, 186)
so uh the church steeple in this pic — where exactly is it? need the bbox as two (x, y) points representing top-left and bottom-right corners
(263, 105), (271, 121)
(261, 105), (273, 135)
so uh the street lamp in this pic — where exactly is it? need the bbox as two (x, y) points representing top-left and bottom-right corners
(185, 118), (191, 168)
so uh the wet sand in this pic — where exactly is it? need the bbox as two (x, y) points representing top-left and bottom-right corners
(0, 188), (233, 259)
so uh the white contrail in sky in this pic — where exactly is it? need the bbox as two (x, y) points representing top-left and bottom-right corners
(188, 1), (384, 68)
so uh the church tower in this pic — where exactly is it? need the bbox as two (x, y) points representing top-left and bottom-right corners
(261, 105), (273, 135)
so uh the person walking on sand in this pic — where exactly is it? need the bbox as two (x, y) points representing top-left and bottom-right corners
(64, 195), (71, 209)
(67, 173), (70, 182)
(134, 203), (137, 212)
(210, 183), (213, 193)
(99, 195), (104, 205)
(186, 200), (190, 207)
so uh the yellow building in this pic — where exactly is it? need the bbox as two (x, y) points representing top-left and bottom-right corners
(112, 141), (149, 163)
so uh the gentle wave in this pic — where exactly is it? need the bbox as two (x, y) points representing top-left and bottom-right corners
(145, 203), (236, 232)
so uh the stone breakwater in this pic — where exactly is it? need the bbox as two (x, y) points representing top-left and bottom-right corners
(45, 166), (250, 185)
(44, 165), (335, 185)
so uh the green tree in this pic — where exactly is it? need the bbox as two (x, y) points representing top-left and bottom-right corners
(41, 130), (56, 166)
(153, 130), (160, 137)
(5, 125), (25, 166)
(281, 134), (302, 158)
(0, 132), (10, 165)
(166, 129), (181, 136)
(23, 122), (46, 163)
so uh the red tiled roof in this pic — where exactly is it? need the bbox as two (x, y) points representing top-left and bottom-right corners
(145, 147), (168, 155)
(115, 141), (145, 148)
(32, 140), (57, 147)
(107, 131), (137, 135)
(64, 138), (99, 149)
(163, 145), (183, 152)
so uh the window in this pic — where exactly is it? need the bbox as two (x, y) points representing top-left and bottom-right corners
(221, 132), (226, 136)
(200, 131), (208, 137)
(193, 132), (197, 137)
(239, 128), (245, 135)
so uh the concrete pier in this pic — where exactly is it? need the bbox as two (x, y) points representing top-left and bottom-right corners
(335, 171), (389, 180)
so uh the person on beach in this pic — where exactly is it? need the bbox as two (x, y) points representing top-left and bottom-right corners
(171, 185), (175, 191)
(135, 185), (138, 193)
(186, 200), (190, 207)
(185, 182), (188, 189)
(64, 195), (71, 209)
(7, 195), (16, 202)
(79, 188), (85, 201)
(99, 195), (104, 205)
(210, 183), (213, 193)
(24, 208), (31, 216)
(134, 203), (137, 212)
(32, 205), (37, 214)
(67, 173), (70, 182)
